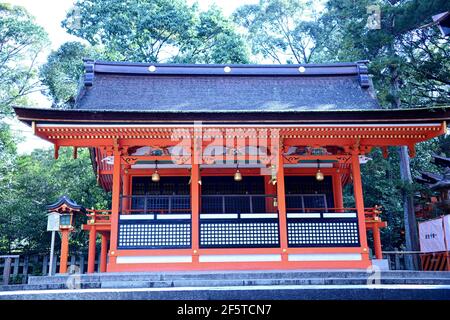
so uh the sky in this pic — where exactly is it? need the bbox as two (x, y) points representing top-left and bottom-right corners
(6, 0), (260, 154)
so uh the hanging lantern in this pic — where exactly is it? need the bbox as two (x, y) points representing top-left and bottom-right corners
(315, 159), (324, 182)
(269, 164), (277, 185)
(152, 160), (160, 182)
(234, 163), (242, 182)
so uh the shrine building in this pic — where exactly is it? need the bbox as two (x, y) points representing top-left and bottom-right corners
(14, 60), (449, 273)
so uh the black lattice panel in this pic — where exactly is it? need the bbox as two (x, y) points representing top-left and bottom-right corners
(200, 220), (280, 248)
(118, 222), (191, 249)
(287, 219), (360, 247)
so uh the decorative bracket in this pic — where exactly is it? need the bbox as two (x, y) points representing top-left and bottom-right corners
(357, 60), (370, 88)
(83, 58), (94, 87)
(122, 157), (138, 165)
(174, 155), (191, 165)
(351, 138), (361, 155)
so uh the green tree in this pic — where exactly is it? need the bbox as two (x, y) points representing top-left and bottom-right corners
(316, 0), (450, 108)
(40, 1), (249, 107)
(0, 148), (110, 254)
(234, 0), (327, 64)
(62, 0), (248, 64)
(0, 3), (48, 117)
(39, 42), (97, 108)
(399, 28), (450, 107)
(315, 0), (450, 268)
(172, 6), (249, 64)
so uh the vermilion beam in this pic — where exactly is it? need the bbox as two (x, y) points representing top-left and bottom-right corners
(351, 149), (370, 261)
(59, 230), (70, 274)
(87, 226), (96, 273)
(276, 140), (288, 260)
(100, 233), (109, 273)
(107, 147), (121, 271)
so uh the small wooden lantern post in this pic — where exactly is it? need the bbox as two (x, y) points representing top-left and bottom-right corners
(46, 196), (86, 274)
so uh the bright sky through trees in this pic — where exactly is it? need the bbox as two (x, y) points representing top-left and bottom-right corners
(5, 0), (260, 153)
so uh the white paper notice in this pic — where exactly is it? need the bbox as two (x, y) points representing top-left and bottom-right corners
(419, 218), (446, 253)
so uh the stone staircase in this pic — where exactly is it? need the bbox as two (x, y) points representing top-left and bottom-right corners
(1, 270), (450, 300)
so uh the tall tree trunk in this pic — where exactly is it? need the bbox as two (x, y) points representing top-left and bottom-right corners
(398, 146), (420, 270)
(389, 40), (420, 270)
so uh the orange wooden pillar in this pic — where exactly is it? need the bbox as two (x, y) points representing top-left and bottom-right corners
(332, 173), (344, 211)
(87, 226), (97, 273)
(59, 229), (70, 274)
(276, 141), (288, 261)
(108, 146), (121, 270)
(100, 233), (109, 273)
(122, 168), (130, 214)
(351, 150), (370, 261)
(191, 136), (201, 263)
(372, 224), (383, 259)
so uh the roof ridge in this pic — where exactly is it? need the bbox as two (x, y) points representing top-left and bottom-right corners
(82, 59), (371, 89)
(84, 58), (365, 68)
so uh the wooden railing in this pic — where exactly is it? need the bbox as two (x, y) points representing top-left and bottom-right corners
(201, 194), (278, 215)
(0, 254), (105, 285)
(85, 204), (382, 220)
(364, 205), (383, 222)
(86, 209), (112, 225)
(120, 195), (191, 215)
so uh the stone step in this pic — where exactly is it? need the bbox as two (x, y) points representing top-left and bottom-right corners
(2, 284), (450, 300)
(27, 270), (450, 285)
(98, 277), (450, 288)
(3, 276), (450, 292)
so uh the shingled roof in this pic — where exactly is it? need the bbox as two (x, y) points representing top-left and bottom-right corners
(75, 60), (380, 112)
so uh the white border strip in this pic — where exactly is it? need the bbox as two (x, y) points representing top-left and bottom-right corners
(240, 213), (278, 219)
(199, 254), (282, 263)
(287, 213), (321, 218)
(284, 163), (333, 168)
(132, 164), (191, 169)
(116, 255), (192, 264)
(156, 214), (191, 220)
(38, 123), (441, 128)
(132, 163), (333, 169)
(288, 253), (362, 262)
(120, 214), (154, 220)
(200, 214), (238, 219)
(323, 213), (357, 218)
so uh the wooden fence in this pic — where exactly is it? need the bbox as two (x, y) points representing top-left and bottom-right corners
(0, 253), (101, 285)
(382, 251), (423, 270)
(0, 251), (429, 285)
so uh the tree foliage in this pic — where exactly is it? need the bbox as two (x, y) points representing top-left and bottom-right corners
(0, 148), (110, 254)
(39, 0), (249, 107)
(3, 1), (450, 256)
(63, 0), (248, 64)
(309, 0), (450, 251)
(0, 3), (48, 117)
(39, 42), (97, 108)
(313, 0), (450, 108)
(234, 0), (326, 63)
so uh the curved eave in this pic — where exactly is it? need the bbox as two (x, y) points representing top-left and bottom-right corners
(46, 195), (86, 213)
(13, 106), (450, 126)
